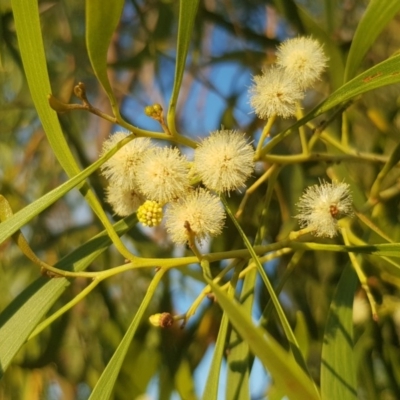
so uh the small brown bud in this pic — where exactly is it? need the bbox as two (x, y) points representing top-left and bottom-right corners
(149, 312), (174, 328)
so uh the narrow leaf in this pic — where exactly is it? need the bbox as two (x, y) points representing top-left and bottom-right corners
(207, 279), (321, 400)
(175, 358), (197, 400)
(321, 264), (358, 400)
(202, 313), (229, 399)
(89, 270), (165, 400)
(226, 268), (257, 400)
(11, 0), (81, 175)
(344, 0), (400, 81)
(167, 0), (200, 134)
(85, 0), (125, 114)
(294, 311), (310, 362)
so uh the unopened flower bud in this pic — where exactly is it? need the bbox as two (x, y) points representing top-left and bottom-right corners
(144, 103), (164, 119)
(137, 200), (163, 227)
(144, 105), (154, 117)
(153, 103), (163, 114)
(149, 312), (174, 328)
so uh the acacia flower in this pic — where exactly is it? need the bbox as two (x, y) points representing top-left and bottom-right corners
(100, 132), (153, 190)
(295, 180), (353, 238)
(164, 188), (226, 245)
(194, 130), (255, 193)
(106, 183), (145, 217)
(249, 67), (304, 119)
(276, 36), (328, 89)
(136, 147), (190, 204)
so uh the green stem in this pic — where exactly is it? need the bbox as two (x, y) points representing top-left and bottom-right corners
(28, 278), (101, 340)
(341, 226), (378, 320)
(296, 102), (309, 155)
(116, 115), (197, 148)
(319, 131), (353, 153)
(341, 111), (350, 147)
(255, 115), (276, 159)
(29, 268), (167, 341)
(262, 152), (389, 165)
(236, 165), (279, 218)
(49, 93), (198, 148)
(369, 142), (400, 200)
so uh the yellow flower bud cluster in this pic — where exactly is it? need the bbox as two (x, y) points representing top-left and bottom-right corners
(137, 200), (163, 227)
(144, 103), (163, 120)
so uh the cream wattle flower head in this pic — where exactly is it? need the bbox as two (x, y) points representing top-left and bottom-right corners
(164, 188), (226, 245)
(194, 130), (255, 193)
(249, 67), (304, 119)
(100, 132), (153, 190)
(276, 36), (328, 89)
(136, 146), (190, 204)
(105, 183), (145, 217)
(295, 180), (353, 238)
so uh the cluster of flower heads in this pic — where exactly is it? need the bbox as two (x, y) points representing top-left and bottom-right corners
(249, 36), (328, 119)
(99, 36), (344, 244)
(100, 130), (255, 245)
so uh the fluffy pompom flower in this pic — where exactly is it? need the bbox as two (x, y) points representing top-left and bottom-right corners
(295, 180), (353, 238)
(106, 183), (145, 217)
(194, 130), (255, 193)
(276, 36), (328, 89)
(249, 67), (304, 119)
(165, 188), (226, 245)
(100, 132), (153, 190)
(135, 147), (190, 204)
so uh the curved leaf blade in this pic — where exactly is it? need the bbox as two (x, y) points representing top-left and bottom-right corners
(310, 53), (400, 117)
(202, 313), (229, 399)
(321, 264), (358, 400)
(11, 0), (81, 175)
(167, 0), (200, 134)
(344, 0), (400, 81)
(207, 278), (321, 400)
(85, 0), (125, 113)
(225, 268), (257, 400)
